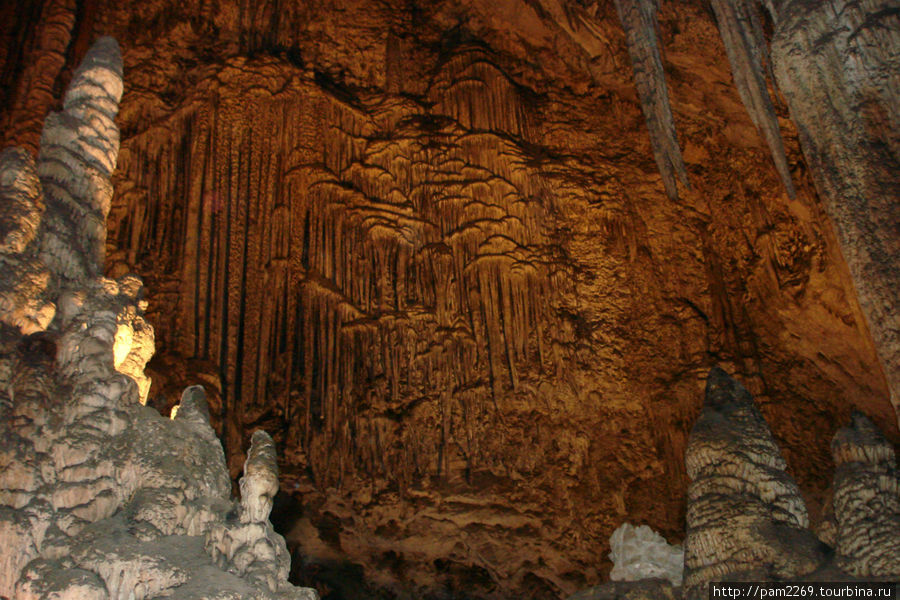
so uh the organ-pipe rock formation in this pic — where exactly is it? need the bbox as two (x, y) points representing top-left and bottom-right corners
(0, 37), (317, 600)
(1, 0), (900, 597)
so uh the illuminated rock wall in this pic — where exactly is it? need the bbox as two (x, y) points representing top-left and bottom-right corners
(1, 0), (898, 597)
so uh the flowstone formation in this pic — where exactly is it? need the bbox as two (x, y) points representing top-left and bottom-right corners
(0, 37), (317, 600)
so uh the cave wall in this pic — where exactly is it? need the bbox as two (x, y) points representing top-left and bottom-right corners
(1, 0), (898, 597)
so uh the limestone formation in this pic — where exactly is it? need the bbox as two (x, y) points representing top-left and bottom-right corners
(831, 412), (900, 577)
(0, 148), (55, 336)
(608, 523), (682, 587)
(37, 36), (122, 286)
(206, 430), (315, 597)
(708, 0), (795, 198)
(613, 0), (690, 200)
(769, 0), (900, 411)
(0, 36), (318, 600)
(240, 430), (281, 524)
(2, 0), (899, 597)
(683, 367), (828, 599)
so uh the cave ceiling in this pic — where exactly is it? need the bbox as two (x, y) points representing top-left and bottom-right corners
(1, 0), (898, 597)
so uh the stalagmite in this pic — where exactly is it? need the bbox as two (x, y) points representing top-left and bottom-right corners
(613, 0), (689, 200)
(683, 367), (827, 599)
(37, 36), (123, 286)
(240, 430), (281, 524)
(0, 36), (318, 600)
(3, 1), (898, 597)
(831, 412), (900, 577)
(0, 148), (55, 335)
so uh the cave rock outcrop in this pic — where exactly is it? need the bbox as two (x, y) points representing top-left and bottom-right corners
(684, 367), (828, 598)
(0, 36), (317, 600)
(684, 368), (900, 597)
(831, 412), (900, 577)
(2, 0), (899, 597)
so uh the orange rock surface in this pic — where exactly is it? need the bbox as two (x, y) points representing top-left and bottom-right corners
(1, 1), (897, 597)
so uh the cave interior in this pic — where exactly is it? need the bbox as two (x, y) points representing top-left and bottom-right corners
(0, 0), (898, 598)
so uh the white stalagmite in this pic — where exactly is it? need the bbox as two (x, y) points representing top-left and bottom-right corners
(240, 430), (281, 524)
(0, 148), (56, 335)
(683, 367), (827, 600)
(38, 36), (123, 285)
(0, 35), (319, 600)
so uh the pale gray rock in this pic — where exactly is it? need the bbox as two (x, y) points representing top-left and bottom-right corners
(683, 367), (828, 600)
(608, 523), (683, 586)
(0, 148), (56, 335)
(240, 430), (281, 524)
(0, 35), (318, 600)
(205, 430), (305, 598)
(831, 411), (900, 577)
(37, 36), (123, 285)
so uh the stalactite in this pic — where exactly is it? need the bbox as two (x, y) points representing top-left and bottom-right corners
(709, 0), (795, 198)
(106, 47), (559, 485)
(613, 0), (689, 201)
(0, 0), (77, 154)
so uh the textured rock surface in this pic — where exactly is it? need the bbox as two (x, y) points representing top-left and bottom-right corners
(0, 37), (317, 600)
(708, 0), (794, 198)
(769, 0), (900, 410)
(1, 0), (899, 598)
(683, 367), (828, 599)
(613, 0), (689, 200)
(566, 579), (677, 600)
(684, 368), (900, 597)
(608, 523), (683, 586)
(831, 412), (900, 577)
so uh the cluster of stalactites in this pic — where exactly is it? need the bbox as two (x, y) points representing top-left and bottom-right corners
(614, 0), (796, 199)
